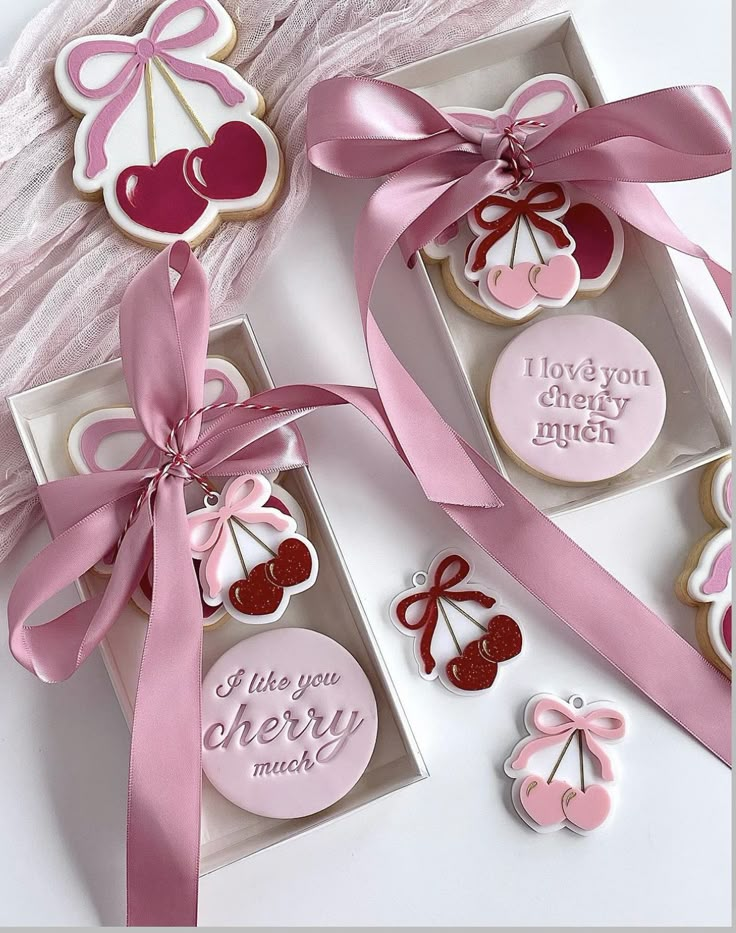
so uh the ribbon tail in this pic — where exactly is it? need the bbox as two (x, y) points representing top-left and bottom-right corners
(126, 478), (202, 927)
(8, 491), (150, 681)
(446, 441), (732, 766)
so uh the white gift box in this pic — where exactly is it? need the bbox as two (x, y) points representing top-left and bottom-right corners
(380, 12), (731, 515)
(8, 317), (426, 875)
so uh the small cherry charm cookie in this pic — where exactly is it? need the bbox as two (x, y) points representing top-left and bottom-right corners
(55, 0), (283, 248)
(677, 456), (732, 678)
(389, 550), (523, 695)
(505, 693), (626, 835)
(189, 474), (318, 625)
(422, 75), (624, 325)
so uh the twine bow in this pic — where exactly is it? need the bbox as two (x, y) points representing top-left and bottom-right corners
(511, 697), (626, 781)
(395, 554), (496, 674)
(63, 0), (245, 178)
(469, 182), (571, 271)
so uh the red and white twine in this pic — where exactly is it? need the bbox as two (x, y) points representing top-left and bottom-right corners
(114, 397), (285, 555)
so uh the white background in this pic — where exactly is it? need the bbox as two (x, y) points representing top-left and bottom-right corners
(0, 0), (731, 926)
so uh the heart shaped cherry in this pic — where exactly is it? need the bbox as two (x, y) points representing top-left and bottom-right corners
(563, 202), (616, 280)
(265, 538), (313, 588)
(445, 640), (498, 691)
(486, 261), (537, 309)
(478, 614), (522, 663)
(528, 254), (579, 301)
(115, 149), (208, 235)
(561, 784), (611, 831)
(229, 565), (283, 616)
(518, 774), (569, 827)
(183, 121), (268, 201)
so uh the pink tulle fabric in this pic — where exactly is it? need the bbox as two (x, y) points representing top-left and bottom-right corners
(0, 0), (555, 562)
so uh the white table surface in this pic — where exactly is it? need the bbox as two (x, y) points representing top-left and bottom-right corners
(0, 0), (731, 926)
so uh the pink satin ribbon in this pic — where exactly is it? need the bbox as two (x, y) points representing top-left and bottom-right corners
(7, 236), (732, 923)
(304, 77), (732, 756)
(65, 0), (244, 178)
(511, 697), (626, 781)
(80, 365), (247, 473)
(307, 77), (732, 313)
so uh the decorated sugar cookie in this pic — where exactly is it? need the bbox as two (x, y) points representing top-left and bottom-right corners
(202, 628), (378, 818)
(389, 550), (522, 695)
(488, 315), (666, 485)
(677, 456), (732, 678)
(55, 0), (283, 248)
(505, 694), (626, 835)
(67, 356), (250, 473)
(189, 474), (318, 625)
(423, 75), (624, 325)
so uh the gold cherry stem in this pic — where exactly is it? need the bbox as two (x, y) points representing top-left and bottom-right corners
(437, 598), (462, 655)
(578, 729), (586, 792)
(144, 61), (157, 165)
(509, 215), (521, 269)
(227, 518), (248, 577)
(442, 596), (487, 632)
(230, 515), (278, 558)
(523, 213), (545, 264)
(152, 56), (213, 145)
(546, 729), (576, 784)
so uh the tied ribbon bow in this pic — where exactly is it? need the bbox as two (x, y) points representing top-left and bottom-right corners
(64, 0), (245, 178)
(79, 364), (248, 473)
(306, 77), (731, 768)
(511, 697), (627, 782)
(395, 554), (496, 674)
(8, 237), (732, 925)
(469, 182), (571, 272)
(189, 474), (292, 600)
(307, 76), (733, 314)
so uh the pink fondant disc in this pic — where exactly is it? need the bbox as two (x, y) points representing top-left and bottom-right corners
(488, 315), (666, 484)
(201, 628), (378, 818)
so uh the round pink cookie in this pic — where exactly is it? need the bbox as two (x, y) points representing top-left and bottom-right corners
(488, 315), (666, 484)
(201, 628), (378, 818)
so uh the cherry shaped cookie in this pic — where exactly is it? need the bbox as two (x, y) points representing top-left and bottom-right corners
(55, 0), (283, 248)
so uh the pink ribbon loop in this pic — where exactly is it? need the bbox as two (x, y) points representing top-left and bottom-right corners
(511, 697), (626, 781)
(65, 0), (245, 178)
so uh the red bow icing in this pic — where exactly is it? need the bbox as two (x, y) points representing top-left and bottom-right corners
(63, 0), (245, 178)
(469, 182), (572, 272)
(395, 554), (496, 674)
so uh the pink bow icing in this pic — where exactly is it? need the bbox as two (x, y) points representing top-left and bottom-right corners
(512, 697), (626, 781)
(79, 364), (247, 473)
(189, 474), (292, 600)
(65, 0), (245, 178)
(451, 77), (579, 139)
